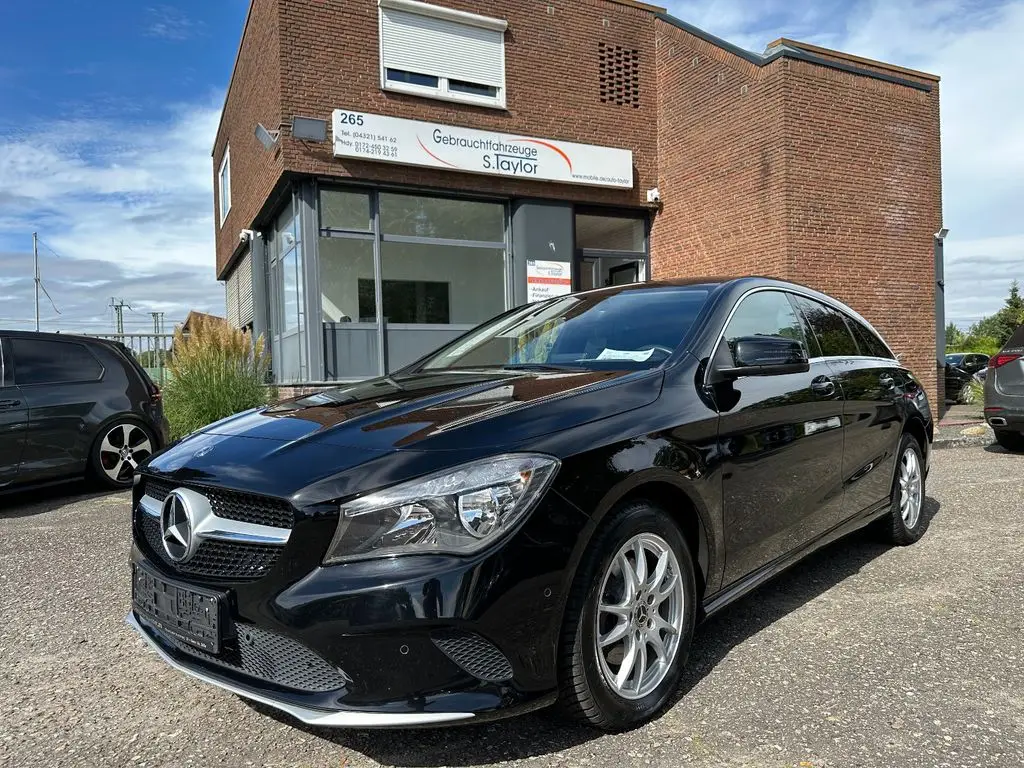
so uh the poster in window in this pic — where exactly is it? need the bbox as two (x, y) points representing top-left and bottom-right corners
(527, 260), (572, 303)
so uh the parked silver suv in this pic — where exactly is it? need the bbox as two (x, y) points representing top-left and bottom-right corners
(984, 324), (1024, 452)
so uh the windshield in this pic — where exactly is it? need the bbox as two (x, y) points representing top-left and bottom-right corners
(414, 286), (710, 372)
(946, 354), (965, 366)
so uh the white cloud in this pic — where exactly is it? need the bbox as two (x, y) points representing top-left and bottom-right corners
(0, 100), (224, 331)
(663, 0), (1024, 328)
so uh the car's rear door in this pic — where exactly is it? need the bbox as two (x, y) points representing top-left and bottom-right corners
(991, 326), (1024, 398)
(0, 337), (28, 488)
(714, 289), (847, 585)
(11, 336), (105, 483)
(793, 297), (903, 521)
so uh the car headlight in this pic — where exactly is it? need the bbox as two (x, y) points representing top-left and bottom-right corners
(323, 454), (560, 564)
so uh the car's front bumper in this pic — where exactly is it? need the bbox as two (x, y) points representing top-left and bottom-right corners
(126, 611), (481, 727)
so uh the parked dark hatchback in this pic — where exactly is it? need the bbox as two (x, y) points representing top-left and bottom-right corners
(0, 331), (167, 493)
(128, 277), (932, 731)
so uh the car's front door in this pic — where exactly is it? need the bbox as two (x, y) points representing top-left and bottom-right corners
(713, 290), (847, 586)
(11, 337), (105, 483)
(794, 298), (904, 520)
(0, 338), (28, 488)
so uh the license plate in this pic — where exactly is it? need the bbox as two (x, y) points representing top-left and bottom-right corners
(132, 564), (226, 653)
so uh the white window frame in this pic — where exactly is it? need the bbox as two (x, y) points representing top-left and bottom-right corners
(378, 0), (507, 110)
(218, 146), (231, 226)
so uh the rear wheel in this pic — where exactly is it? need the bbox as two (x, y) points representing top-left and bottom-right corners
(958, 383), (976, 404)
(995, 430), (1024, 453)
(881, 434), (927, 546)
(556, 501), (696, 731)
(91, 419), (155, 488)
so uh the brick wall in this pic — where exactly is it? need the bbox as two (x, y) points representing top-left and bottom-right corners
(274, 0), (660, 208)
(651, 19), (942, 405)
(213, 0), (286, 277)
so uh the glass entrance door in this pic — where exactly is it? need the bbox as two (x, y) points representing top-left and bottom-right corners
(574, 211), (648, 291)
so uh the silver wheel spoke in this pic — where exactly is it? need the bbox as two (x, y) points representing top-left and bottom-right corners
(655, 571), (679, 603)
(649, 550), (669, 592)
(632, 540), (647, 585)
(633, 638), (648, 692)
(100, 434), (117, 454)
(647, 627), (668, 662)
(619, 553), (639, 603)
(651, 614), (678, 635)
(615, 632), (638, 690)
(599, 620), (630, 648)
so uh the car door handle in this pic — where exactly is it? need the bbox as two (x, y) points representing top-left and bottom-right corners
(0, 399), (21, 409)
(879, 374), (895, 389)
(810, 377), (836, 398)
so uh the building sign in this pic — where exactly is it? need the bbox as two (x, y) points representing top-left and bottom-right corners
(527, 260), (572, 302)
(332, 110), (633, 189)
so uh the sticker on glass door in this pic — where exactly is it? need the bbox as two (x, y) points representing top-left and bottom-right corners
(527, 260), (572, 302)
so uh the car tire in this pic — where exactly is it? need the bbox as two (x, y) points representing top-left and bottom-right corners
(881, 434), (927, 546)
(995, 430), (1024, 453)
(90, 418), (156, 489)
(555, 500), (696, 731)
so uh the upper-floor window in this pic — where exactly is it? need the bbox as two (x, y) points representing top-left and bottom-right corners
(218, 146), (231, 225)
(378, 0), (507, 109)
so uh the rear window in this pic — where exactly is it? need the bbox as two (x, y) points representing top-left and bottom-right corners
(1004, 325), (1024, 352)
(793, 297), (860, 357)
(12, 338), (103, 385)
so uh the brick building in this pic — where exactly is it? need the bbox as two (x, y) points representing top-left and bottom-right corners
(213, 0), (944, 402)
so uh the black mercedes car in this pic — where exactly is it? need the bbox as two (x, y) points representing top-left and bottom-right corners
(128, 277), (932, 731)
(1, 330), (167, 493)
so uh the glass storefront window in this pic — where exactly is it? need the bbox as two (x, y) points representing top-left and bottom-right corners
(380, 241), (505, 324)
(379, 193), (505, 242)
(575, 213), (645, 251)
(321, 189), (372, 232)
(319, 237), (375, 322)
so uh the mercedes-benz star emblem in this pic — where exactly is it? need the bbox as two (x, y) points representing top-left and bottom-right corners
(161, 490), (195, 563)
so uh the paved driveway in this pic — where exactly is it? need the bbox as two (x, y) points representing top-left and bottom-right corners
(2, 445), (1022, 768)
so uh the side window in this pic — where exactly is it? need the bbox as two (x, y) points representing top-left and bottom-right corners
(723, 291), (808, 362)
(847, 317), (893, 359)
(794, 297), (860, 357)
(11, 339), (103, 386)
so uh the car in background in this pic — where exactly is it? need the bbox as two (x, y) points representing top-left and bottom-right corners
(944, 353), (989, 404)
(984, 325), (1024, 452)
(126, 277), (933, 732)
(0, 331), (168, 493)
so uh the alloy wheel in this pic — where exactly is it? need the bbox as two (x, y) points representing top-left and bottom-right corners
(960, 384), (976, 404)
(99, 423), (153, 484)
(595, 533), (685, 700)
(898, 447), (923, 529)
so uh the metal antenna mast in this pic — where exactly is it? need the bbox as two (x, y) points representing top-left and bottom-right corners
(33, 233), (39, 331)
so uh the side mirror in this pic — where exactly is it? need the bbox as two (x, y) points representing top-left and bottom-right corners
(717, 335), (810, 378)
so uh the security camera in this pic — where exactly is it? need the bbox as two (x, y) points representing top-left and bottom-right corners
(934, 227), (949, 240)
(646, 187), (661, 204)
(239, 230), (251, 244)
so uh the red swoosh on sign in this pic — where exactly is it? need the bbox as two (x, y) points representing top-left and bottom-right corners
(417, 136), (460, 168)
(517, 139), (573, 172)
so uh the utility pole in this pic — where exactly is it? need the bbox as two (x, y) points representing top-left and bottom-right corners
(33, 233), (39, 331)
(109, 298), (131, 335)
(150, 311), (162, 335)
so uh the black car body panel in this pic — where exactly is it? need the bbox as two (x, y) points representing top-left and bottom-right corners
(0, 331), (167, 492)
(128, 277), (933, 726)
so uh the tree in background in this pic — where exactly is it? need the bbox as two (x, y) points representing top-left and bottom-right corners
(947, 281), (1024, 355)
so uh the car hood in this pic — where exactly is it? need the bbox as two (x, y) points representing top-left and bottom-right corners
(145, 368), (663, 496)
(206, 368), (662, 451)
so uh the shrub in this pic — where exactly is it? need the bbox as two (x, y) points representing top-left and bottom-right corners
(163, 317), (273, 440)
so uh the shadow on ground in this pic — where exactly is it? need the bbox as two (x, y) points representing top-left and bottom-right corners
(0, 480), (122, 519)
(248, 497), (942, 767)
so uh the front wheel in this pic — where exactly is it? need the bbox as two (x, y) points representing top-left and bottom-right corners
(958, 383), (976, 404)
(556, 501), (696, 731)
(91, 420), (155, 489)
(880, 435), (927, 545)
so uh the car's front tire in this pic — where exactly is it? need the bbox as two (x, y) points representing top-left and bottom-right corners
(995, 430), (1024, 453)
(556, 501), (696, 731)
(881, 434), (927, 546)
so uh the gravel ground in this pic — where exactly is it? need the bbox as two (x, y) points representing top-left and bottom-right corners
(1, 444), (1022, 768)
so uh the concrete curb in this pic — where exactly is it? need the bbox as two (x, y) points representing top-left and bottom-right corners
(933, 423), (994, 450)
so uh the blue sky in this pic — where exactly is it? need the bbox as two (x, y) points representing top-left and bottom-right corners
(0, 0), (1021, 333)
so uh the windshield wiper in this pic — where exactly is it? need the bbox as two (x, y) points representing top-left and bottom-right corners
(500, 363), (585, 372)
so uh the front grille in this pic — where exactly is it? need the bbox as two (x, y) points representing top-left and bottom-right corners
(144, 478), (295, 529)
(141, 616), (349, 693)
(432, 631), (513, 682)
(138, 511), (281, 581)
